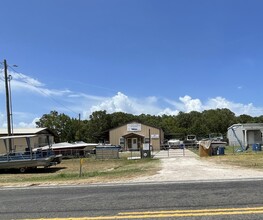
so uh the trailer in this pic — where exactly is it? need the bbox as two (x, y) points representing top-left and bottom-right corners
(0, 135), (62, 172)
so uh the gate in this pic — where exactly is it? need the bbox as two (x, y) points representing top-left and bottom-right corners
(152, 148), (197, 158)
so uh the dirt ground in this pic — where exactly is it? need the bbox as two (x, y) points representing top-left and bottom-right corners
(130, 149), (263, 183)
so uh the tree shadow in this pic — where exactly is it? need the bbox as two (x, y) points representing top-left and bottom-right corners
(0, 167), (67, 174)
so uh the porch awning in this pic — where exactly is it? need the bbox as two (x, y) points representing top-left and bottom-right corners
(122, 133), (145, 138)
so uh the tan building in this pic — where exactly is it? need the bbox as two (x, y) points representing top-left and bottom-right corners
(109, 122), (164, 151)
(0, 128), (55, 154)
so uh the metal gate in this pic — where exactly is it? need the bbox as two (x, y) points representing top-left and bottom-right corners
(152, 148), (197, 158)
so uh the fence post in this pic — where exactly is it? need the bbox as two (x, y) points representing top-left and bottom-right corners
(79, 158), (84, 177)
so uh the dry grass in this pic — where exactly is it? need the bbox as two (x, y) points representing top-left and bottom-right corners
(195, 146), (263, 170)
(0, 154), (161, 186)
(206, 152), (263, 169)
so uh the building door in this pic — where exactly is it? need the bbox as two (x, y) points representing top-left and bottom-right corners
(127, 138), (132, 149)
(132, 138), (138, 149)
(248, 130), (262, 145)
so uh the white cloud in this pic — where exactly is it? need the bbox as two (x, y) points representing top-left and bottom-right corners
(177, 96), (263, 117)
(11, 80), (71, 97)
(82, 92), (162, 119)
(0, 112), (40, 128)
(0, 112), (5, 128)
(203, 96), (263, 116)
(17, 118), (40, 128)
(90, 92), (134, 113)
(0, 69), (72, 97)
(11, 72), (44, 87)
(157, 108), (179, 116)
(163, 96), (202, 113)
(179, 95), (203, 112)
(86, 94), (263, 118)
(2, 92), (263, 128)
(1, 69), (263, 126)
(205, 97), (230, 109)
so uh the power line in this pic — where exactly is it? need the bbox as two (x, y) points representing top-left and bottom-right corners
(4, 64), (79, 117)
(6, 64), (18, 73)
(0, 68), (4, 82)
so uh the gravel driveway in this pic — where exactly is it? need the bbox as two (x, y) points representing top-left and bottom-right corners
(132, 149), (263, 183)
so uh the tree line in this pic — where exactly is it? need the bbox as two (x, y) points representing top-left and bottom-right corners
(36, 109), (263, 143)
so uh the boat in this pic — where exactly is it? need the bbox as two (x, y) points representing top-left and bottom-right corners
(167, 139), (181, 148)
(184, 135), (198, 147)
(0, 135), (62, 172)
(38, 141), (98, 158)
(198, 138), (227, 157)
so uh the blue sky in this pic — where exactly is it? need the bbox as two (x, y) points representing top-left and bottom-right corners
(1, 0), (263, 128)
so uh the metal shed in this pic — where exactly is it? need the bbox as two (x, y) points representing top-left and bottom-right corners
(227, 123), (263, 148)
(95, 145), (120, 159)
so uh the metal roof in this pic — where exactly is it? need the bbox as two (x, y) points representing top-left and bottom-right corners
(0, 135), (36, 140)
(228, 123), (263, 130)
(122, 132), (145, 138)
(0, 128), (50, 135)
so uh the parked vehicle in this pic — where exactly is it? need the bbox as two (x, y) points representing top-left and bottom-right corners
(167, 139), (181, 149)
(183, 135), (198, 147)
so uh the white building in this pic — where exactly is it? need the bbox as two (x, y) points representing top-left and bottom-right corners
(227, 123), (263, 147)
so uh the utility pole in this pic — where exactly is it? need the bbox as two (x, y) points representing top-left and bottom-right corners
(4, 59), (12, 151)
(78, 113), (81, 141)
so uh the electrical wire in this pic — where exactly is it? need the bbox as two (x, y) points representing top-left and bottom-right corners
(0, 68), (5, 81)
(6, 64), (79, 116)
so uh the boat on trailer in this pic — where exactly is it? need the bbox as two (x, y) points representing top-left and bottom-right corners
(0, 135), (62, 172)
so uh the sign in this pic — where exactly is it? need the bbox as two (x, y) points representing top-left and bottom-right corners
(127, 123), (141, 132)
(151, 134), (159, 139)
(143, 143), (150, 150)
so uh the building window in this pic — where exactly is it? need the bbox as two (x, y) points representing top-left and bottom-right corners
(119, 137), (125, 145)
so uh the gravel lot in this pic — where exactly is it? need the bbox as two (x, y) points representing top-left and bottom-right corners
(131, 149), (263, 183)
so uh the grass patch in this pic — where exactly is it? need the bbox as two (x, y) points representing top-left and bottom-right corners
(209, 150), (263, 169)
(0, 156), (160, 185)
(191, 145), (263, 170)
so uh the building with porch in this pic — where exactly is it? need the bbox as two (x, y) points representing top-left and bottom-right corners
(227, 123), (263, 148)
(109, 122), (164, 151)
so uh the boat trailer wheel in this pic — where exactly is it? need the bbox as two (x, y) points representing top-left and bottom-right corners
(19, 167), (26, 173)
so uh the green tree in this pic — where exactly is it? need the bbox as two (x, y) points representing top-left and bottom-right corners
(160, 115), (178, 140)
(236, 114), (255, 123)
(137, 114), (162, 128)
(254, 115), (263, 123)
(36, 110), (74, 142)
(201, 108), (236, 136)
(85, 110), (111, 143)
(110, 112), (135, 128)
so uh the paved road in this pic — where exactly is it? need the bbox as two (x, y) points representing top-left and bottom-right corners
(0, 180), (263, 219)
